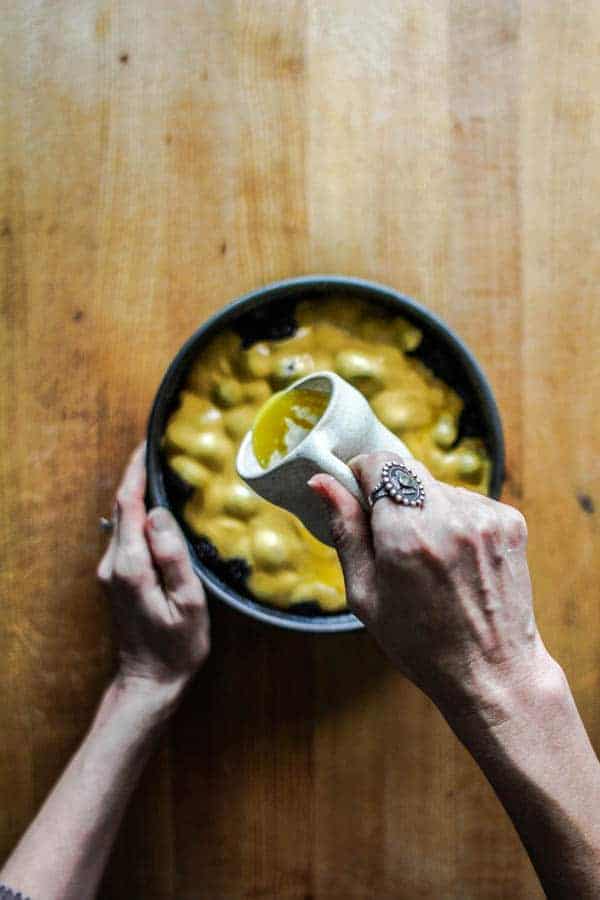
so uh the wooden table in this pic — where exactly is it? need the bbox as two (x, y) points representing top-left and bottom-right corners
(3, 3), (600, 897)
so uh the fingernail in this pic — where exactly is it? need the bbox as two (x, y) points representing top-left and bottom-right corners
(307, 475), (326, 497)
(150, 507), (170, 531)
(307, 477), (334, 508)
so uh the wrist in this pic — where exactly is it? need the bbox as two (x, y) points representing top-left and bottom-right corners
(100, 674), (188, 731)
(439, 644), (571, 746)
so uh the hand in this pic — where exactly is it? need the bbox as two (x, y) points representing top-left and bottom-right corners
(309, 452), (556, 726)
(97, 441), (210, 702)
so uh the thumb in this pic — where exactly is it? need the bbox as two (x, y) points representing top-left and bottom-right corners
(307, 474), (377, 623)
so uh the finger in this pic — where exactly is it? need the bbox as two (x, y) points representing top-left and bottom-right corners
(349, 450), (443, 524)
(146, 506), (204, 603)
(113, 440), (154, 569)
(348, 451), (436, 501)
(112, 443), (158, 589)
(114, 441), (148, 543)
(307, 474), (377, 623)
(348, 452), (450, 551)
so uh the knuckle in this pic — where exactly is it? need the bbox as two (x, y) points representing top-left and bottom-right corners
(351, 451), (394, 486)
(162, 548), (187, 569)
(333, 506), (367, 550)
(115, 488), (135, 511)
(345, 570), (371, 613)
(445, 535), (471, 567)
(157, 536), (187, 565)
(115, 490), (128, 510)
(376, 523), (422, 563)
(160, 617), (180, 634)
(345, 503), (365, 529)
(157, 605), (182, 630)
(477, 510), (500, 542)
(400, 536), (423, 560)
(96, 562), (110, 584)
(113, 547), (147, 584)
(416, 539), (445, 569)
(351, 452), (377, 470)
(113, 568), (144, 589)
(446, 512), (497, 559)
(182, 600), (204, 618)
(446, 514), (471, 543)
(176, 585), (203, 610)
(329, 514), (351, 551)
(504, 506), (528, 544)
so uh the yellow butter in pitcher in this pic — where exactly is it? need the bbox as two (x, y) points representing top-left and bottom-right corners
(252, 387), (329, 469)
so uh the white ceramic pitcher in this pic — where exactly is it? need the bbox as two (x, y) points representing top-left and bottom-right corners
(236, 371), (412, 545)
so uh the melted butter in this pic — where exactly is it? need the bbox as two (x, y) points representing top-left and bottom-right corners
(251, 386), (329, 468)
(162, 295), (492, 613)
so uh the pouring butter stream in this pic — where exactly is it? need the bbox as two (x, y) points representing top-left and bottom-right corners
(252, 386), (330, 469)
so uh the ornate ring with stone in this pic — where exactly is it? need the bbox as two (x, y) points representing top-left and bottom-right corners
(368, 461), (425, 510)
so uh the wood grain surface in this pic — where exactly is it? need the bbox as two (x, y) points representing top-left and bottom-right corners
(2, 2), (600, 898)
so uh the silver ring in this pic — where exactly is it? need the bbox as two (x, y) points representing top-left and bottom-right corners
(368, 462), (425, 509)
(99, 515), (115, 532)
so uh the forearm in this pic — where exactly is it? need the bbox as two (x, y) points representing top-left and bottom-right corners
(446, 654), (600, 899)
(0, 677), (180, 900)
